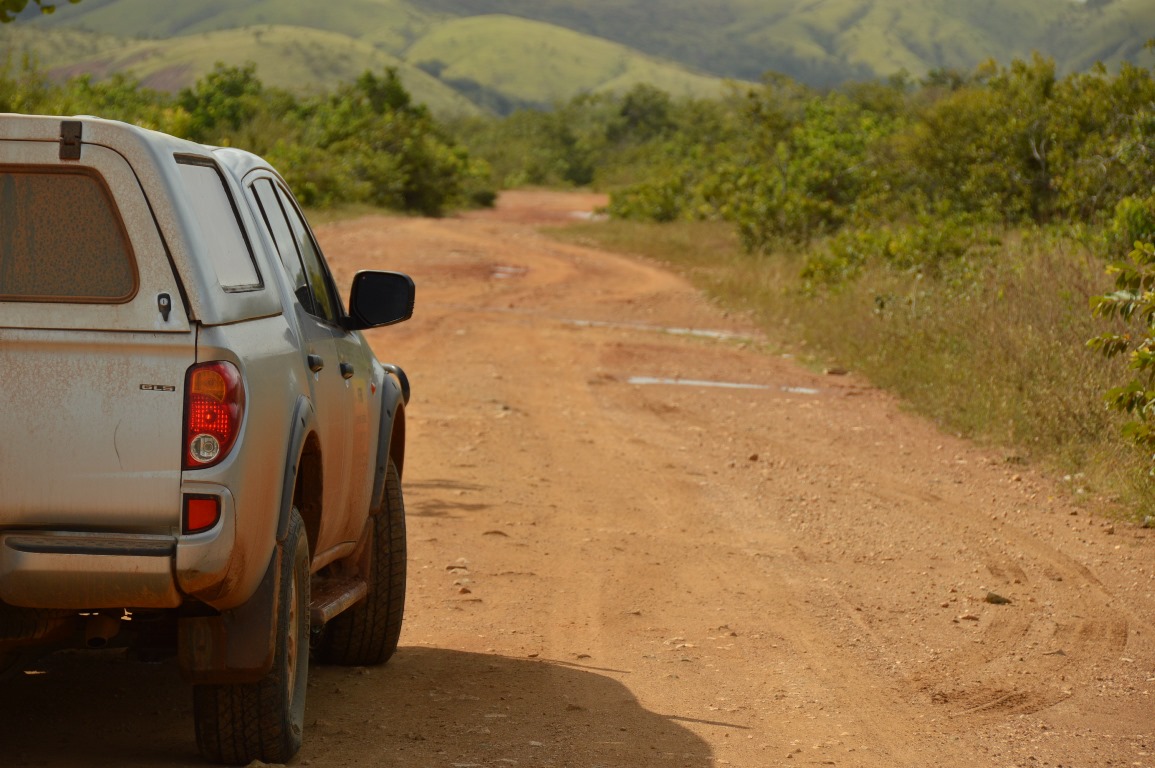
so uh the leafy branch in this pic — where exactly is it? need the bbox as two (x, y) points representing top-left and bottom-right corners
(1089, 241), (1155, 455)
(0, 0), (80, 24)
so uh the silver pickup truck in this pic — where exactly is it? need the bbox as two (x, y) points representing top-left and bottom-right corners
(0, 114), (415, 764)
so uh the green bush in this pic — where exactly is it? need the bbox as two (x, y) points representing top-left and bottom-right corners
(1106, 196), (1155, 259)
(1090, 241), (1155, 458)
(0, 59), (494, 217)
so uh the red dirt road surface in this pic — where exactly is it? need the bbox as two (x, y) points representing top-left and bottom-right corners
(2, 190), (1153, 767)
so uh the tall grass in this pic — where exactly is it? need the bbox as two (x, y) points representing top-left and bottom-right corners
(551, 218), (1155, 518)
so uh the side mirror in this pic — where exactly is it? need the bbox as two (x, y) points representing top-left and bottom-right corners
(346, 271), (415, 330)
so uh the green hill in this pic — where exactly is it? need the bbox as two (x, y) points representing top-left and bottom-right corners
(411, 0), (1155, 82)
(12, 0), (433, 52)
(404, 15), (731, 111)
(8, 0), (1155, 113)
(9, 0), (737, 114)
(1056, 0), (1155, 73)
(0, 23), (484, 115)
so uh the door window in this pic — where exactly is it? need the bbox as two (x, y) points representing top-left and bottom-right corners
(274, 186), (340, 324)
(251, 178), (315, 314)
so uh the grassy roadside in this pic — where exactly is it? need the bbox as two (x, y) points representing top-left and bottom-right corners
(547, 217), (1155, 521)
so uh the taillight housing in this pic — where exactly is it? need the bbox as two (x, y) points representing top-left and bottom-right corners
(183, 361), (245, 469)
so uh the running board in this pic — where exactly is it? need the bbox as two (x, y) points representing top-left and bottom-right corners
(309, 577), (367, 625)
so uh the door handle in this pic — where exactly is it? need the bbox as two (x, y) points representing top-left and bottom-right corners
(340, 362), (355, 380)
(307, 354), (324, 373)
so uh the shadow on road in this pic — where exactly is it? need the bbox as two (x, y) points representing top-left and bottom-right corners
(0, 649), (198, 767)
(304, 645), (716, 766)
(0, 645), (714, 767)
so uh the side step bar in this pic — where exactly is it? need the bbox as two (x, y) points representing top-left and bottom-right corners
(309, 577), (367, 625)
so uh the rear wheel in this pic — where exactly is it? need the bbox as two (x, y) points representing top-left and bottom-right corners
(193, 508), (310, 765)
(316, 459), (406, 666)
(0, 651), (20, 680)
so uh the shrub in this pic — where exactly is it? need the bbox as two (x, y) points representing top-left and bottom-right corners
(1090, 241), (1155, 459)
(1106, 196), (1155, 259)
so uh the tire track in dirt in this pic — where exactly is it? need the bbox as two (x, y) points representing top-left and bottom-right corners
(2, 191), (1151, 767)
(344, 193), (1154, 766)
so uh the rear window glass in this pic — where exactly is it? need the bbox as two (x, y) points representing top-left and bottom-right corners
(0, 168), (137, 303)
(176, 159), (262, 292)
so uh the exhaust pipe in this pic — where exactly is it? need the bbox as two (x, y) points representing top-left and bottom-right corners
(85, 614), (121, 649)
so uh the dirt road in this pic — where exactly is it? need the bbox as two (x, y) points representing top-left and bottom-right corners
(3, 190), (1154, 767)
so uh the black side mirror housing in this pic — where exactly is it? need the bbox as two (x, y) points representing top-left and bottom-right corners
(346, 271), (415, 330)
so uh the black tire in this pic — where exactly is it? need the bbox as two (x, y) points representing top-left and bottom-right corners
(316, 459), (406, 666)
(193, 508), (310, 765)
(0, 651), (21, 681)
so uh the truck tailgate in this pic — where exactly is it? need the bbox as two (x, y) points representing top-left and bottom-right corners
(0, 328), (195, 531)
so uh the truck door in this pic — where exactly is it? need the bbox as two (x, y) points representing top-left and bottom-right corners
(246, 177), (360, 554)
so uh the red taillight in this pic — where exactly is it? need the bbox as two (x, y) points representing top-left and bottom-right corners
(183, 361), (245, 469)
(183, 494), (221, 534)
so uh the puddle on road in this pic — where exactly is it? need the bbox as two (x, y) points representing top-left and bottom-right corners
(627, 377), (821, 395)
(567, 319), (751, 342)
(569, 210), (609, 221)
(628, 376), (768, 390)
(491, 265), (528, 279)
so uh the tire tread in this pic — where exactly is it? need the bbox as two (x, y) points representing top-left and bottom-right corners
(317, 460), (406, 666)
(193, 509), (309, 765)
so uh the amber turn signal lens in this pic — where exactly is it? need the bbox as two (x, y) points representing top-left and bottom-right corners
(189, 368), (228, 402)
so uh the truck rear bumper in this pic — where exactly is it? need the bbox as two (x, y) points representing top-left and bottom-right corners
(0, 532), (181, 609)
(0, 485), (241, 610)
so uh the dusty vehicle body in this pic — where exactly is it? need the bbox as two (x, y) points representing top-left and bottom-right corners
(0, 114), (414, 763)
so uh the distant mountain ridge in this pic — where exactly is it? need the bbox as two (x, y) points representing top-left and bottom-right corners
(5, 0), (1154, 114)
(411, 0), (1155, 83)
(4, 0), (734, 114)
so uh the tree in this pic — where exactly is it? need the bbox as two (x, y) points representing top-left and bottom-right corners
(0, 0), (80, 24)
(177, 63), (267, 144)
(607, 84), (675, 144)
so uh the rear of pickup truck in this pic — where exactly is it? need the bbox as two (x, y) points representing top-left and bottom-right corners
(0, 114), (415, 765)
(0, 124), (201, 617)
(0, 115), (310, 631)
